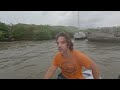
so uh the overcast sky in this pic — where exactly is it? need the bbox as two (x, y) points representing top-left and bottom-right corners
(0, 11), (120, 29)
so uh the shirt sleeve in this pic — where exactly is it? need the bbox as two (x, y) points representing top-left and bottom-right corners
(77, 51), (93, 69)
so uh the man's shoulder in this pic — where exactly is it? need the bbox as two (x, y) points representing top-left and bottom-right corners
(73, 49), (81, 53)
(56, 52), (61, 55)
(73, 49), (83, 55)
(55, 52), (62, 57)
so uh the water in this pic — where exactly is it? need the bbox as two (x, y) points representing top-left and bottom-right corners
(0, 40), (120, 79)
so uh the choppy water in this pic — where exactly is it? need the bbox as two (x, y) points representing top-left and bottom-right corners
(0, 39), (120, 79)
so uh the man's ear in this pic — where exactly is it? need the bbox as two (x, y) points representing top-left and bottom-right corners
(67, 43), (70, 47)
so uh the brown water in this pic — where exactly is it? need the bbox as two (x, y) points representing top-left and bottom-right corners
(0, 40), (120, 79)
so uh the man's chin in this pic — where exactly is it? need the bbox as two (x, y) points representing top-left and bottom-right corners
(59, 51), (63, 54)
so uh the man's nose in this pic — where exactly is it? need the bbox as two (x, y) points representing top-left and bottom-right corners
(58, 43), (62, 47)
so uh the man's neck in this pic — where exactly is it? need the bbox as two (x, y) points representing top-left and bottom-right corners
(62, 49), (72, 58)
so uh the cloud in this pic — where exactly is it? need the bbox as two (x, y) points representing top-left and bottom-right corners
(0, 11), (120, 29)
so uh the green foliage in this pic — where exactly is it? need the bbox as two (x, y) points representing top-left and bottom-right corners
(34, 29), (52, 40)
(0, 22), (11, 41)
(0, 31), (5, 41)
(0, 21), (80, 41)
(13, 25), (34, 40)
(0, 22), (9, 32)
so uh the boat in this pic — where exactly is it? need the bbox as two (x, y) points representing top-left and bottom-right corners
(82, 70), (101, 79)
(57, 70), (101, 79)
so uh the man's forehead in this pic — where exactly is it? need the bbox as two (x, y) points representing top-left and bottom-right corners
(57, 37), (66, 42)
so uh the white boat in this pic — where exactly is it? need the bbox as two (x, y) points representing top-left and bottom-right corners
(57, 70), (101, 79)
(82, 70), (101, 79)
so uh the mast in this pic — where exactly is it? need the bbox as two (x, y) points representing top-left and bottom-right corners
(77, 11), (80, 28)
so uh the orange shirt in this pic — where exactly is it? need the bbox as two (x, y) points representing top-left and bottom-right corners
(52, 50), (93, 79)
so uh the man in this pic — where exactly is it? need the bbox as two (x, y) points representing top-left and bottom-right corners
(44, 32), (100, 79)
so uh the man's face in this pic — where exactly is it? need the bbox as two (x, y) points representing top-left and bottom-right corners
(56, 36), (69, 54)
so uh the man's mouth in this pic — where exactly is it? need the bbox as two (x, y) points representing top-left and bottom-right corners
(58, 48), (62, 51)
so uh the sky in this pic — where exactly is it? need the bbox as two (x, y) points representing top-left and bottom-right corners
(0, 11), (120, 29)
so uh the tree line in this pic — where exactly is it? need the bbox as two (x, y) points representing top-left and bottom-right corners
(0, 22), (79, 41)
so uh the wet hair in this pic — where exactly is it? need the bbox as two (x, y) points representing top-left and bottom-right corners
(56, 32), (73, 51)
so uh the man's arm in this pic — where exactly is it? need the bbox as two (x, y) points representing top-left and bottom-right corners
(89, 62), (100, 79)
(77, 51), (100, 79)
(44, 65), (58, 79)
